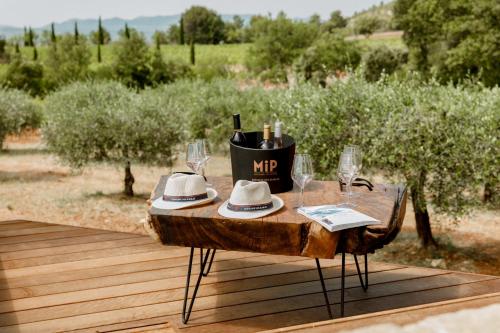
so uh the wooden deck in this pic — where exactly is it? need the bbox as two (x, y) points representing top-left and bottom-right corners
(0, 220), (498, 333)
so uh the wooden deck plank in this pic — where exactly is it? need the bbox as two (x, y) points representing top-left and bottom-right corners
(0, 228), (111, 246)
(0, 255), (335, 311)
(0, 221), (57, 231)
(0, 221), (498, 333)
(175, 279), (500, 333)
(0, 225), (78, 238)
(12, 276), (498, 333)
(0, 266), (424, 326)
(0, 241), (163, 270)
(0, 229), (126, 253)
(0, 235), (150, 261)
(262, 292), (500, 332)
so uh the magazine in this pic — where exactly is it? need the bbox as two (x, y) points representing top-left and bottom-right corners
(297, 205), (381, 232)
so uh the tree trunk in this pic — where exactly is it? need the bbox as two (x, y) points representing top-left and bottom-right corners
(190, 40), (195, 65)
(410, 172), (437, 247)
(124, 161), (134, 197)
(483, 182), (495, 204)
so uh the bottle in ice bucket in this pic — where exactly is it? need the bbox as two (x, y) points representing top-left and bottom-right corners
(259, 124), (273, 150)
(273, 121), (283, 149)
(231, 114), (247, 147)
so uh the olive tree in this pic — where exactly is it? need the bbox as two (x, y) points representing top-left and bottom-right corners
(43, 81), (181, 196)
(0, 87), (42, 148)
(279, 75), (498, 247)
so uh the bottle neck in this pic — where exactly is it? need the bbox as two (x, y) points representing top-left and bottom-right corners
(263, 128), (271, 140)
(233, 114), (241, 131)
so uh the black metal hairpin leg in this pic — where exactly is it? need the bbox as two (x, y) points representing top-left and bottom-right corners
(200, 248), (216, 277)
(315, 258), (333, 319)
(353, 253), (368, 291)
(341, 251), (345, 317)
(182, 247), (212, 324)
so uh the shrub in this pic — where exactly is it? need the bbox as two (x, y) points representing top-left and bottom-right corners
(149, 79), (272, 151)
(279, 74), (498, 246)
(295, 34), (362, 86)
(44, 34), (92, 86)
(247, 12), (319, 80)
(43, 81), (181, 195)
(363, 45), (407, 82)
(112, 29), (151, 88)
(3, 55), (45, 96)
(193, 55), (230, 81)
(0, 87), (42, 147)
(149, 50), (192, 85)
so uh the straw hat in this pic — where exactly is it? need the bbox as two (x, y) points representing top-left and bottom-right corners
(218, 180), (284, 219)
(152, 173), (217, 210)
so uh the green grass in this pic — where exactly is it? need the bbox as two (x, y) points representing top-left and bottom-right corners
(356, 36), (406, 49)
(12, 43), (251, 66)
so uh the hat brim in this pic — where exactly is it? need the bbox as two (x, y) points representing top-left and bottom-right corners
(217, 195), (284, 219)
(152, 188), (217, 210)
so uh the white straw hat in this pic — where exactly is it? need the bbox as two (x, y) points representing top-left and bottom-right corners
(218, 180), (284, 219)
(152, 173), (217, 210)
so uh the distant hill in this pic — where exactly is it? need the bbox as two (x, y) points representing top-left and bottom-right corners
(0, 14), (253, 41)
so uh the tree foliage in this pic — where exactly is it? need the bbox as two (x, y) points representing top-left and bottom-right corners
(3, 55), (45, 96)
(112, 28), (151, 88)
(394, 0), (500, 86)
(354, 15), (383, 37)
(295, 34), (361, 85)
(363, 45), (407, 82)
(0, 87), (42, 146)
(45, 34), (92, 86)
(182, 6), (225, 44)
(247, 12), (319, 80)
(43, 81), (181, 195)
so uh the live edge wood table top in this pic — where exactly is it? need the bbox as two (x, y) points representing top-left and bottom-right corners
(148, 176), (397, 260)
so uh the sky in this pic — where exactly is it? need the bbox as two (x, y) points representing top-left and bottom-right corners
(0, 0), (384, 27)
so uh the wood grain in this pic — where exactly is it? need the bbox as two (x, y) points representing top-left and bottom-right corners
(149, 176), (401, 259)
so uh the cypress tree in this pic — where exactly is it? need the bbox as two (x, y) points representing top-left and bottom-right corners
(33, 45), (38, 60)
(124, 23), (130, 39)
(98, 16), (104, 44)
(179, 17), (185, 45)
(97, 16), (104, 63)
(15, 43), (20, 53)
(74, 21), (79, 44)
(23, 27), (28, 46)
(190, 39), (195, 65)
(28, 27), (34, 47)
(97, 43), (102, 63)
(50, 22), (56, 43)
(155, 33), (161, 51)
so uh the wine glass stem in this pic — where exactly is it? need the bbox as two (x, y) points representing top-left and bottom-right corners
(347, 181), (352, 205)
(299, 187), (304, 208)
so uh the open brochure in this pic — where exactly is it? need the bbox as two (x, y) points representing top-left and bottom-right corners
(297, 205), (381, 232)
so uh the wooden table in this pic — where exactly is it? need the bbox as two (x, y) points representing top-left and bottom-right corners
(148, 176), (399, 324)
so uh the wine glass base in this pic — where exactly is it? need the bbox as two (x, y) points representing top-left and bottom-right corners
(336, 202), (357, 208)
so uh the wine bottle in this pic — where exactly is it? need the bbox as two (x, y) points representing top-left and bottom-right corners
(259, 124), (273, 150)
(230, 114), (247, 147)
(273, 121), (283, 149)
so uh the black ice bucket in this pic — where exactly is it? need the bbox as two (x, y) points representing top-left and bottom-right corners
(229, 131), (296, 194)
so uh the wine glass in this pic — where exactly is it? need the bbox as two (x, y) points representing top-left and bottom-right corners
(337, 151), (357, 207)
(343, 145), (362, 197)
(186, 142), (204, 175)
(292, 154), (314, 209)
(196, 139), (212, 185)
(343, 145), (362, 174)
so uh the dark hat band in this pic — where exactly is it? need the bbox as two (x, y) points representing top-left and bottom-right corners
(163, 193), (208, 202)
(227, 201), (273, 212)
